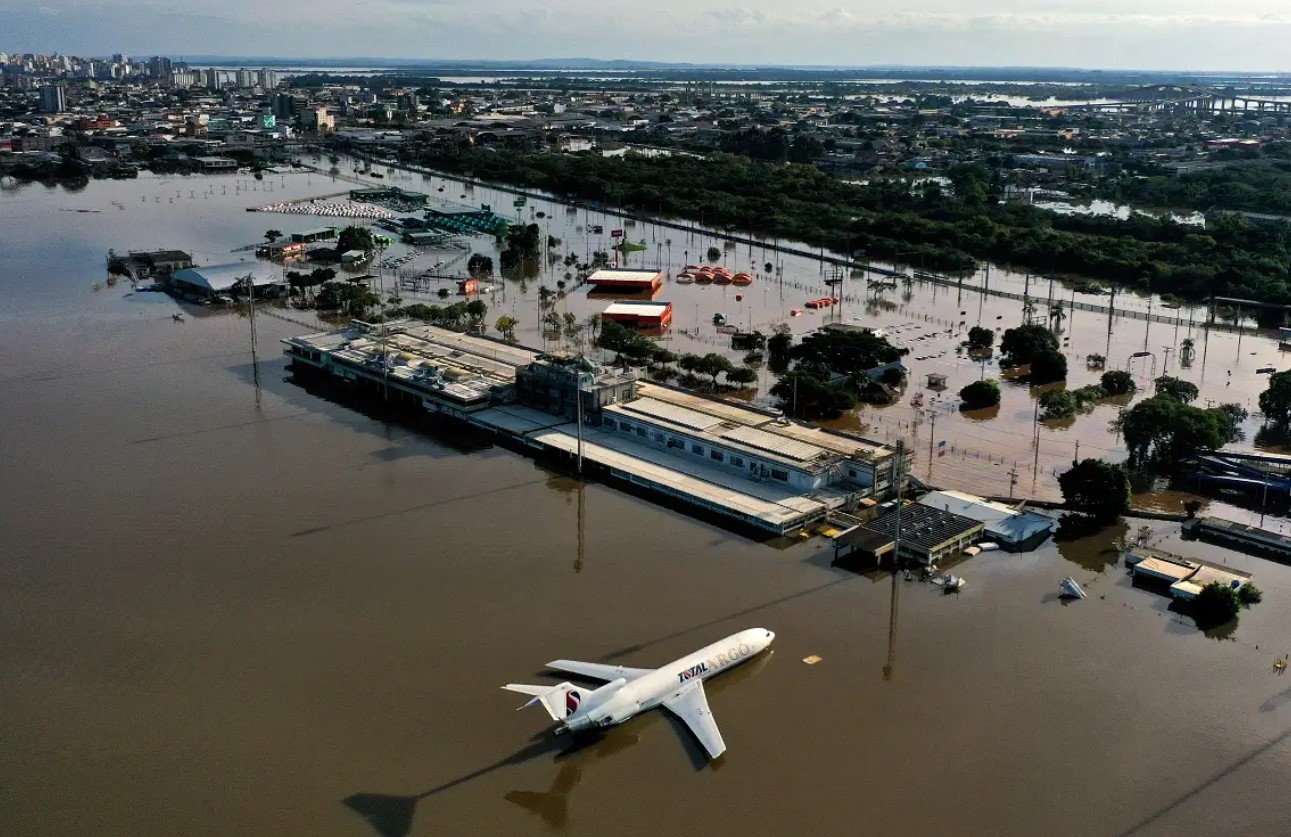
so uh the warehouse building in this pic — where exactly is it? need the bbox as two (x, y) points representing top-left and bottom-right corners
(168, 263), (284, 301)
(602, 300), (673, 329)
(586, 268), (664, 294)
(835, 503), (984, 565)
(917, 490), (1055, 551)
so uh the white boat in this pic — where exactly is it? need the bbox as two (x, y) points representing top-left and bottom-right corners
(1059, 577), (1087, 599)
(936, 572), (965, 592)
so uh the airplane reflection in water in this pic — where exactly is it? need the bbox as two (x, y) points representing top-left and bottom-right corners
(505, 730), (639, 829)
(343, 649), (774, 837)
(504, 628), (776, 760)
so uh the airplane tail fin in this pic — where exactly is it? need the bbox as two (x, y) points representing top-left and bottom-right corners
(502, 682), (585, 721)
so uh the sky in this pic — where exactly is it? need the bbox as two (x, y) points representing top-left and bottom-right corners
(6, 0), (1291, 72)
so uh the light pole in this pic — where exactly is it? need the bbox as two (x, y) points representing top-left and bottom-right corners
(1127, 350), (1156, 382)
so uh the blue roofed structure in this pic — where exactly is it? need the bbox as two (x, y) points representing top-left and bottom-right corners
(917, 489), (1055, 551)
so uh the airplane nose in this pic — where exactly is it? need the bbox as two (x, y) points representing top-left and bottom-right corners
(765, 630), (776, 643)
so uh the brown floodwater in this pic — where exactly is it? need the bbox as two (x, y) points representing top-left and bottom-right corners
(332, 160), (1288, 517)
(4, 169), (1291, 837)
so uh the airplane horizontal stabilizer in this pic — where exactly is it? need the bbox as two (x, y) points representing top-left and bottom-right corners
(502, 682), (583, 721)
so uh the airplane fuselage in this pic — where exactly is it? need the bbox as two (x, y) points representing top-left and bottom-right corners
(560, 628), (774, 733)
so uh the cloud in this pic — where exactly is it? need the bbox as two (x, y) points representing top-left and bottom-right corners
(3, 0), (1291, 69)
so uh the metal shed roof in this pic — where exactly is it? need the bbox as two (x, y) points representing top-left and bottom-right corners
(171, 263), (279, 292)
(721, 425), (822, 462)
(619, 397), (724, 432)
(863, 504), (984, 551)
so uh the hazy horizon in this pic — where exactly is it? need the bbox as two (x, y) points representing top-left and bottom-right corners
(5, 1), (1290, 73)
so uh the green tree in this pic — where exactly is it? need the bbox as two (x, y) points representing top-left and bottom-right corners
(1058, 459), (1131, 521)
(959, 379), (1001, 409)
(678, 353), (703, 376)
(1029, 349), (1068, 384)
(495, 315), (519, 342)
(1192, 581), (1242, 626)
(1039, 389), (1077, 419)
(465, 299), (488, 327)
(967, 326), (994, 350)
(650, 346), (677, 367)
(789, 328), (907, 377)
(1154, 375), (1199, 404)
(767, 328), (793, 371)
(264, 229), (283, 243)
(1100, 370), (1136, 395)
(561, 312), (584, 348)
(771, 366), (857, 419)
(314, 281), (379, 318)
(697, 353), (735, 387)
(726, 367), (758, 387)
(1000, 324), (1060, 367)
(336, 225), (374, 254)
(1120, 396), (1229, 462)
(467, 253), (494, 277)
(1259, 370), (1291, 429)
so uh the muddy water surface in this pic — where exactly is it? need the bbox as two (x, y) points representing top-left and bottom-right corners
(4, 171), (1291, 837)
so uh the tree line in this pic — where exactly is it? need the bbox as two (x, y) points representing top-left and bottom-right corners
(406, 144), (1291, 305)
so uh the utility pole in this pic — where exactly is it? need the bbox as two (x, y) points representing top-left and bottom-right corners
(575, 369), (585, 477)
(1008, 466), (1019, 500)
(926, 408), (937, 479)
(891, 440), (907, 566)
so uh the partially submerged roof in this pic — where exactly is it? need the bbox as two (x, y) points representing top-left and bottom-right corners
(171, 263), (279, 292)
(587, 268), (662, 285)
(918, 490), (1055, 543)
(863, 504), (984, 551)
(603, 301), (671, 317)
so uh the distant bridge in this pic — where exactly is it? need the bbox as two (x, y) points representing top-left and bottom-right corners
(1071, 84), (1291, 114)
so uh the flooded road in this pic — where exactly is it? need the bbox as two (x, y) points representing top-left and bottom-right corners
(4, 171), (1291, 837)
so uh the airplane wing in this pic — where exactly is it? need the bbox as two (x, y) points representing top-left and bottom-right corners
(662, 682), (727, 760)
(546, 659), (654, 682)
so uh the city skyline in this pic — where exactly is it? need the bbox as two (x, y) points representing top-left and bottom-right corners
(4, 0), (1291, 73)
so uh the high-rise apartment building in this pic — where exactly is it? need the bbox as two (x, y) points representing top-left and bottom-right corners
(39, 84), (66, 113)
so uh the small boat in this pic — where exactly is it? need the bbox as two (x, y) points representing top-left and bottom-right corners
(1059, 577), (1087, 599)
(172, 312), (185, 322)
(695, 273), (714, 285)
(936, 573), (965, 592)
(675, 273), (695, 284)
(683, 265), (701, 272)
(732, 273), (753, 286)
(714, 273), (733, 285)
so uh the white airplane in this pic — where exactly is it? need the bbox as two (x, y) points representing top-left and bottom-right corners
(503, 628), (775, 760)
